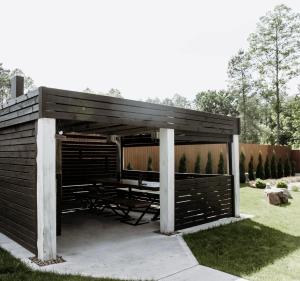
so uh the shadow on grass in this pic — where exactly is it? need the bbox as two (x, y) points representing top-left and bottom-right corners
(184, 219), (300, 277)
(279, 202), (291, 207)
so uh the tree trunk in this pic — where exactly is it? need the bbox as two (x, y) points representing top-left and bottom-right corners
(241, 72), (247, 143)
(275, 26), (280, 145)
(242, 86), (246, 142)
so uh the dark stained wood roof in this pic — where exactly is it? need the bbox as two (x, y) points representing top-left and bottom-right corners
(0, 86), (240, 141)
(40, 87), (240, 135)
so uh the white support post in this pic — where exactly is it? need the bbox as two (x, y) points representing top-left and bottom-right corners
(159, 128), (175, 234)
(37, 118), (57, 261)
(231, 135), (240, 217)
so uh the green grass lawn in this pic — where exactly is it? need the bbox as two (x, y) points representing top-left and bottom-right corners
(184, 187), (300, 281)
(0, 247), (131, 281)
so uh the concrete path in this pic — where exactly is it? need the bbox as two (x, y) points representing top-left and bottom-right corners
(0, 212), (247, 281)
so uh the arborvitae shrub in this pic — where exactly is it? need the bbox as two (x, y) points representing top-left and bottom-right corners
(255, 178), (266, 189)
(277, 181), (288, 189)
(248, 156), (255, 180)
(194, 154), (201, 174)
(147, 156), (153, 171)
(205, 152), (213, 174)
(256, 152), (264, 179)
(271, 153), (277, 178)
(277, 158), (284, 178)
(284, 158), (291, 177)
(264, 155), (271, 179)
(291, 161), (296, 176)
(240, 152), (246, 183)
(217, 152), (225, 174)
(127, 162), (133, 170)
(179, 154), (187, 173)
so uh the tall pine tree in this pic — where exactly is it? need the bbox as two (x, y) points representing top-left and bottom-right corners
(249, 5), (300, 144)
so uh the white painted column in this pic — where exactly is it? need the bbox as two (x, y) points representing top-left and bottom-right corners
(159, 128), (175, 234)
(231, 135), (240, 217)
(37, 118), (57, 261)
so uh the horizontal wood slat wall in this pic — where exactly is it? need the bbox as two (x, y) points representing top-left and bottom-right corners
(175, 175), (233, 230)
(124, 144), (293, 174)
(61, 141), (118, 210)
(122, 170), (218, 181)
(0, 121), (37, 254)
(40, 87), (239, 135)
(0, 91), (39, 129)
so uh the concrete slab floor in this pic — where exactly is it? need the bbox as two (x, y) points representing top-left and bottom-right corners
(0, 211), (247, 281)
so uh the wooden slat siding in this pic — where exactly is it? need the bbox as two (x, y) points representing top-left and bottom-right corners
(291, 150), (300, 173)
(40, 87), (239, 135)
(0, 121), (37, 254)
(175, 175), (233, 230)
(0, 91), (39, 130)
(61, 141), (118, 210)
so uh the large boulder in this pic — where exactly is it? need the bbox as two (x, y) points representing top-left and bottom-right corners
(266, 191), (281, 205)
(265, 188), (290, 205)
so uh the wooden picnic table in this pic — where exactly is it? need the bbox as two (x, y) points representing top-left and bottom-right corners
(98, 178), (160, 225)
(100, 178), (160, 192)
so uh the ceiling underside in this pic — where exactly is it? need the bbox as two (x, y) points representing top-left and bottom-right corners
(58, 120), (232, 146)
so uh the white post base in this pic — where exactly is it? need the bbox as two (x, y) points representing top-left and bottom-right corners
(37, 118), (57, 260)
(159, 128), (175, 234)
(231, 135), (240, 217)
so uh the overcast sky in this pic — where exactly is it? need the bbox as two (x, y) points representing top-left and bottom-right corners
(1, 0), (300, 101)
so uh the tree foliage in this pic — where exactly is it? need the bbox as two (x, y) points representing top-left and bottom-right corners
(217, 152), (225, 174)
(271, 152), (278, 178)
(248, 156), (255, 180)
(284, 158), (291, 177)
(240, 152), (246, 183)
(264, 155), (271, 179)
(0, 64), (35, 104)
(147, 156), (153, 171)
(0, 63), (10, 104)
(228, 49), (255, 142)
(127, 162), (133, 170)
(277, 158), (284, 178)
(194, 154), (201, 174)
(205, 152), (213, 174)
(194, 90), (239, 116)
(179, 154), (187, 173)
(248, 4), (300, 144)
(256, 152), (265, 179)
(146, 94), (191, 109)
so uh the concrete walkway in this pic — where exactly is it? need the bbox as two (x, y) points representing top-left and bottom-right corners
(0, 212), (247, 281)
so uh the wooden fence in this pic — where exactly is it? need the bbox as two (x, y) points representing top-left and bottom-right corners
(291, 150), (300, 173)
(175, 175), (233, 230)
(124, 143), (295, 173)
